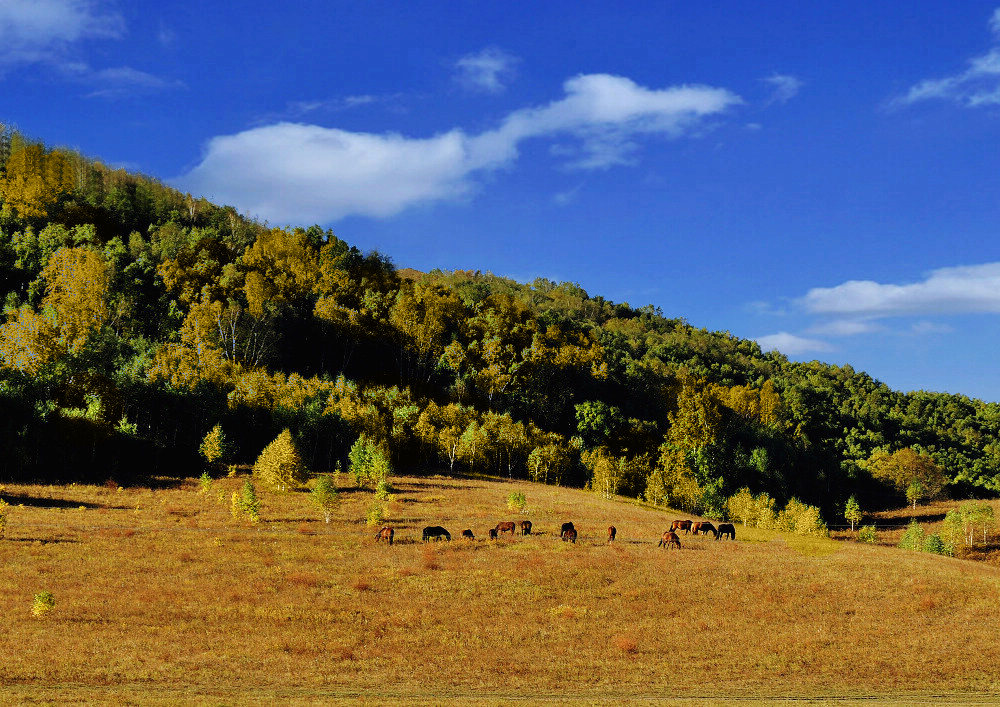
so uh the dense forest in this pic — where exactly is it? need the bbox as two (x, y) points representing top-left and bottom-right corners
(1, 124), (998, 520)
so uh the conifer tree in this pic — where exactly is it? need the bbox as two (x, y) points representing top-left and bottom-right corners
(253, 429), (309, 492)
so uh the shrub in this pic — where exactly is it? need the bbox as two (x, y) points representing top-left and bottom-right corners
(32, 591), (55, 617)
(775, 498), (828, 536)
(253, 429), (308, 492)
(506, 491), (527, 513)
(365, 501), (386, 528)
(310, 476), (340, 523)
(857, 525), (877, 544)
(200, 423), (230, 466)
(726, 488), (755, 526)
(374, 479), (394, 502)
(231, 480), (260, 524)
(898, 519), (924, 551)
(922, 533), (950, 556)
(198, 471), (213, 494)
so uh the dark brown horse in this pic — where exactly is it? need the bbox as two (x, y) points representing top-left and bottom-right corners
(562, 528), (577, 543)
(607, 526), (617, 542)
(422, 526), (451, 542)
(462, 529), (475, 540)
(657, 530), (681, 549)
(560, 522), (575, 536)
(520, 520), (532, 535)
(374, 526), (394, 545)
(716, 523), (735, 540)
(691, 521), (718, 539)
(488, 528), (498, 540)
(671, 519), (692, 534)
(495, 521), (516, 537)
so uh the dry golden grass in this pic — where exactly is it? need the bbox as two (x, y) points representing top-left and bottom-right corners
(3, 475), (1000, 703)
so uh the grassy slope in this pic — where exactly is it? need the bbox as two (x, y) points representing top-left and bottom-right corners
(2, 475), (1000, 703)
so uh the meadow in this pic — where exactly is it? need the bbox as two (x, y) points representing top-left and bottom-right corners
(3, 474), (1000, 703)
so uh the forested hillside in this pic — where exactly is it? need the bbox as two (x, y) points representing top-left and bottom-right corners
(1, 125), (998, 518)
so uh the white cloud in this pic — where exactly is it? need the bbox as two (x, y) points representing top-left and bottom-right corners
(805, 319), (883, 337)
(454, 47), (518, 93)
(895, 9), (1000, 108)
(756, 332), (832, 356)
(0, 0), (123, 67)
(176, 73), (741, 223)
(910, 321), (954, 335)
(82, 65), (185, 98)
(762, 73), (803, 104)
(801, 263), (1000, 316)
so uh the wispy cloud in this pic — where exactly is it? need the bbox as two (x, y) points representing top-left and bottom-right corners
(755, 332), (832, 356)
(805, 319), (883, 337)
(762, 73), (803, 104)
(176, 73), (742, 223)
(0, 0), (123, 68)
(454, 47), (519, 94)
(0, 0), (181, 99)
(894, 8), (1000, 108)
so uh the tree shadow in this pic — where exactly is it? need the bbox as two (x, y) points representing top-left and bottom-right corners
(3, 494), (102, 509)
(7, 537), (79, 544)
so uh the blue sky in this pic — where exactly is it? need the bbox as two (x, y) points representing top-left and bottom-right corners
(3, 1), (1000, 400)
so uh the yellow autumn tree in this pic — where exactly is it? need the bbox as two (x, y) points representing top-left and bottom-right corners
(0, 144), (74, 219)
(0, 247), (110, 373)
(253, 429), (309, 492)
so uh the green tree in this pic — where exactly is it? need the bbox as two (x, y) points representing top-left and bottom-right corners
(253, 429), (309, 492)
(844, 495), (862, 531)
(310, 476), (340, 523)
(864, 448), (945, 505)
(199, 423), (230, 467)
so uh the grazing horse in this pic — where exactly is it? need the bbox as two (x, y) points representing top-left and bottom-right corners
(560, 522), (575, 536)
(461, 529), (475, 540)
(716, 523), (735, 540)
(657, 531), (681, 549)
(562, 528), (577, 543)
(374, 526), (394, 545)
(607, 526), (617, 542)
(520, 520), (532, 536)
(691, 521), (718, 539)
(671, 520), (692, 534)
(422, 526), (451, 542)
(488, 528), (498, 540)
(495, 521), (516, 537)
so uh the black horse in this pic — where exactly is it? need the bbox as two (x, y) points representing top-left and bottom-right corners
(422, 526), (451, 542)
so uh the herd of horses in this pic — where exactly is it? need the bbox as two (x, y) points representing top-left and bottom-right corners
(374, 518), (736, 547)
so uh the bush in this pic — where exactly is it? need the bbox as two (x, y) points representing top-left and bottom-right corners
(32, 591), (55, 617)
(253, 429), (308, 492)
(922, 533), (950, 556)
(898, 519), (924, 551)
(506, 491), (527, 513)
(365, 500), (386, 527)
(857, 525), (877, 544)
(198, 471), (213, 494)
(231, 480), (260, 524)
(775, 498), (828, 536)
(199, 423), (230, 466)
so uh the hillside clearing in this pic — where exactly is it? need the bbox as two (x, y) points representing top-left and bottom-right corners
(2, 474), (1000, 702)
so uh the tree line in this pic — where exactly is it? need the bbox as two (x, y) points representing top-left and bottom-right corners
(0, 125), (997, 522)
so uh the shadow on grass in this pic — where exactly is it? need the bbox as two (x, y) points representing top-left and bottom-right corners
(2, 494), (103, 510)
(7, 537), (79, 544)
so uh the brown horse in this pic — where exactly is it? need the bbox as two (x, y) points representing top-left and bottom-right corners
(462, 529), (475, 540)
(691, 521), (718, 539)
(657, 531), (681, 549)
(495, 521), (516, 537)
(607, 526), (617, 542)
(671, 520), (692, 534)
(520, 520), (532, 535)
(374, 526), (394, 545)
(562, 528), (577, 543)
(716, 523), (736, 540)
(488, 528), (498, 540)
(560, 522), (575, 536)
